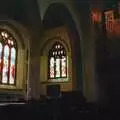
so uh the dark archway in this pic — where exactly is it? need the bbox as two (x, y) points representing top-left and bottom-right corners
(43, 3), (83, 92)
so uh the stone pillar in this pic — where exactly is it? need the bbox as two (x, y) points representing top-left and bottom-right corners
(24, 0), (42, 100)
(75, 0), (96, 102)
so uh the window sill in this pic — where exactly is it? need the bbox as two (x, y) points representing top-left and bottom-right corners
(41, 80), (71, 84)
(0, 84), (17, 90)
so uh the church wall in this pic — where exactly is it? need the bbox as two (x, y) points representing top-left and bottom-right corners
(0, 0), (117, 106)
(0, 0), (43, 100)
(73, 1), (96, 102)
(21, 0), (43, 99)
(38, 0), (97, 102)
(4, 0), (97, 102)
(40, 26), (73, 95)
(91, 0), (120, 107)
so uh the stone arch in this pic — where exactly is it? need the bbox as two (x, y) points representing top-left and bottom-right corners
(0, 19), (30, 101)
(0, 19), (30, 50)
(40, 27), (72, 95)
(40, 3), (83, 93)
(43, 3), (75, 29)
(41, 36), (71, 56)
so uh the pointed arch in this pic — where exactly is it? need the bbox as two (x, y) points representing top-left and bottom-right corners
(41, 3), (83, 93)
(40, 30), (71, 83)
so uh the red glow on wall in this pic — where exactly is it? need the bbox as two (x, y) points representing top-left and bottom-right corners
(91, 9), (102, 24)
(112, 19), (120, 36)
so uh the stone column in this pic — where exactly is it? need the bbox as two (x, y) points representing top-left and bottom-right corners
(24, 0), (43, 100)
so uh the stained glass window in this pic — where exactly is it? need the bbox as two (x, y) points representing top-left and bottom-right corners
(0, 30), (17, 85)
(56, 58), (60, 77)
(50, 57), (55, 78)
(0, 42), (3, 76)
(61, 56), (67, 77)
(104, 10), (115, 32)
(9, 47), (16, 84)
(48, 42), (67, 79)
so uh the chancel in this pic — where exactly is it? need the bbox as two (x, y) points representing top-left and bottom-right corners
(0, 0), (120, 120)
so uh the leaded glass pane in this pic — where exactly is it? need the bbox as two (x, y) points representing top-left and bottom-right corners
(61, 56), (67, 77)
(50, 57), (55, 78)
(2, 45), (9, 84)
(9, 47), (16, 84)
(0, 43), (3, 81)
(0, 42), (3, 73)
(56, 58), (60, 77)
(48, 42), (67, 80)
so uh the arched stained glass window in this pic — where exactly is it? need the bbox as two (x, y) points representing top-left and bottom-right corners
(0, 30), (17, 85)
(48, 42), (67, 79)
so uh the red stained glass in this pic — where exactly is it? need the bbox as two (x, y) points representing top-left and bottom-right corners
(9, 47), (16, 84)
